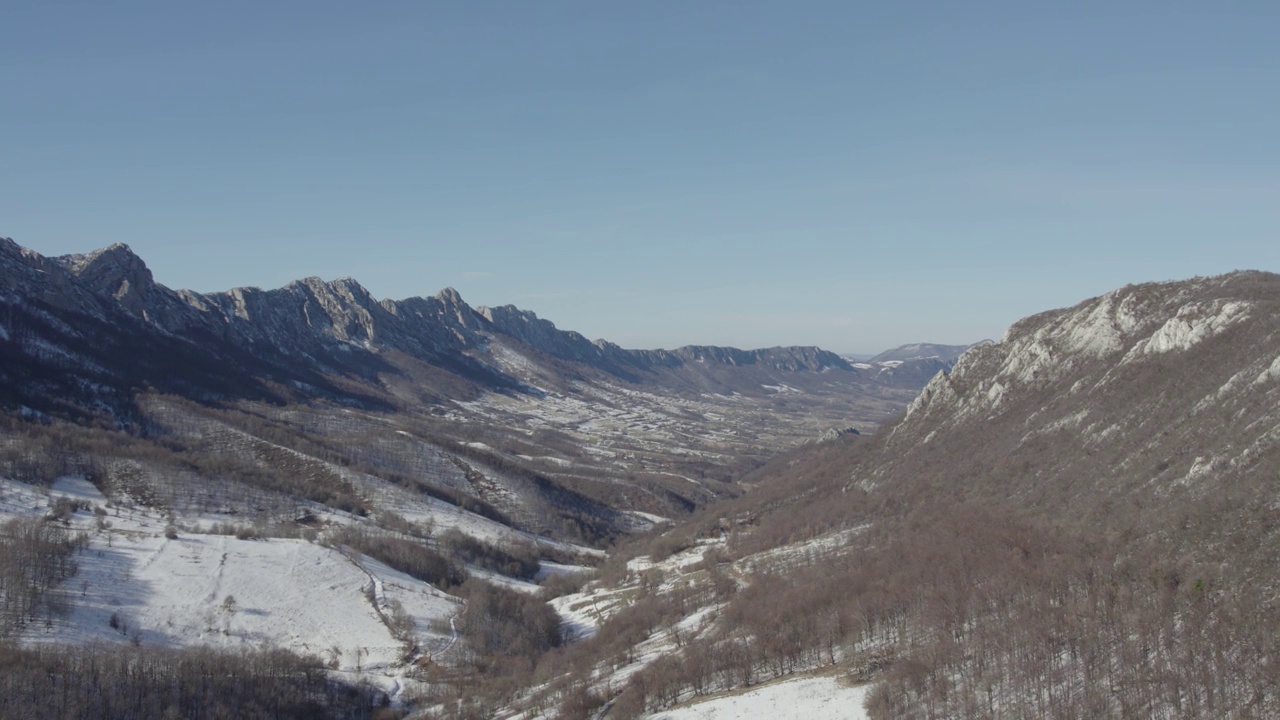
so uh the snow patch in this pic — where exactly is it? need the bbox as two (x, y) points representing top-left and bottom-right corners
(50, 475), (108, 504)
(626, 510), (672, 525)
(650, 674), (871, 720)
(517, 454), (573, 467)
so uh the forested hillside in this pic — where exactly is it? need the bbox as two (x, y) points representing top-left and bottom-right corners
(508, 272), (1280, 719)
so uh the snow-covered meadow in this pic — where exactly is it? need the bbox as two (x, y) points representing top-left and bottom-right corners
(0, 473), (540, 700)
(650, 674), (870, 720)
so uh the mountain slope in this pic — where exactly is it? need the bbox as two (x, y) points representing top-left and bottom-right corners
(517, 271), (1280, 720)
(878, 272), (1279, 555)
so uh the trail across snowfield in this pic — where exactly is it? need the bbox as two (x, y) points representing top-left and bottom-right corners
(38, 529), (449, 670)
(10, 477), (457, 679)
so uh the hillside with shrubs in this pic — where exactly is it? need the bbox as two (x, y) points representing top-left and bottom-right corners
(494, 272), (1280, 719)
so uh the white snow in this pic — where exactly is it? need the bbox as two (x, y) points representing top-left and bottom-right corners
(517, 454), (573, 467)
(649, 674), (871, 720)
(549, 583), (627, 641)
(3, 475), (458, 697)
(534, 562), (592, 582)
(50, 475), (107, 503)
(28, 526), (453, 672)
(625, 510), (673, 525)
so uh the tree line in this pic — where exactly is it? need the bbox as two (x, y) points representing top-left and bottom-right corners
(0, 641), (388, 720)
(0, 517), (87, 636)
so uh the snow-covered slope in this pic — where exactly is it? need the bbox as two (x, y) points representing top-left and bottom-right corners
(1, 475), (468, 699)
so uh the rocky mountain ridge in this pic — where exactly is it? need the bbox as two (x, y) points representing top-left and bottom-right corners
(2, 238), (900, 410)
(885, 271), (1280, 507)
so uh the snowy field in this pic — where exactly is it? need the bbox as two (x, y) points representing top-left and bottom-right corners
(649, 674), (870, 720)
(1, 475), (468, 700)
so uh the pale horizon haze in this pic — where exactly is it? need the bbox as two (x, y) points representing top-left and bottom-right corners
(3, 2), (1278, 355)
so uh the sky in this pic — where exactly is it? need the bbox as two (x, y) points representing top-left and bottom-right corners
(3, 1), (1278, 354)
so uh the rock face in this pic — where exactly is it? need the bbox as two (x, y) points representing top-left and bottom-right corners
(56, 243), (158, 317)
(893, 272), (1276, 439)
(850, 271), (1280, 577)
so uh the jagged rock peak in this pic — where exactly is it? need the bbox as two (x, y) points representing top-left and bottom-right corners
(478, 304), (542, 324)
(286, 275), (374, 301)
(54, 242), (156, 316)
(1, 236), (35, 258)
(286, 276), (327, 290)
(57, 242), (148, 275)
(435, 287), (468, 306)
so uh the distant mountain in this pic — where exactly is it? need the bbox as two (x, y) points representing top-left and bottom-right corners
(868, 340), (988, 363)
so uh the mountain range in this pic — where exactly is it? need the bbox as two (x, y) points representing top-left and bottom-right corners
(1, 238), (941, 415)
(0, 237), (961, 540)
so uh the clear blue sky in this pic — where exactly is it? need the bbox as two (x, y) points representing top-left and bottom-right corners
(4, 1), (1277, 354)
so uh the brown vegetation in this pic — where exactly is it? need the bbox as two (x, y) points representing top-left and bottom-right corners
(0, 642), (385, 720)
(0, 517), (87, 636)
